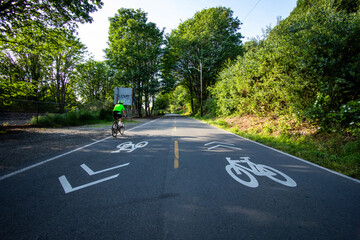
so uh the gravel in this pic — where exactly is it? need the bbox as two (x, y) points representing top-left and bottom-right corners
(0, 119), (151, 176)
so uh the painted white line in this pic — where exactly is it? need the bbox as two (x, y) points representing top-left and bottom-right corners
(190, 117), (360, 184)
(80, 163), (129, 176)
(0, 118), (164, 182)
(204, 141), (234, 146)
(58, 174), (119, 194)
(0, 137), (111, 181)
(126, 116), (165, 132)
(207, 145), (242, 151)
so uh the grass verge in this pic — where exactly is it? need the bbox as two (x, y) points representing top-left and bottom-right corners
(194, 115), (360, 180)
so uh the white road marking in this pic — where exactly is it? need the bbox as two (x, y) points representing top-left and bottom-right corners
(205, 141), (242, 151)
(192, 117), (360, 184)
(0, 137), (111, 181)
(111, 141), (148, 153)
(204, 141), (234, 146)
(207, 145), (242, 151)
(58, 174), (119, 194)
(80, 163), (129, 176)
(0, 117), (164, 181)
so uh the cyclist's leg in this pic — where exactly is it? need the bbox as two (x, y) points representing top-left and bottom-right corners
(113, 111), (118, 123)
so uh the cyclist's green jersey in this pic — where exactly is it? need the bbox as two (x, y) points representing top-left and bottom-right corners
(113, 104), (125, 112)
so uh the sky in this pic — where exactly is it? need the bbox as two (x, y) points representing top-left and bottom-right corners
(77, 0), (298, 61)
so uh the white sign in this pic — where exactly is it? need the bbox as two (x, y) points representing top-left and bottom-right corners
(114, 87), (133, 106)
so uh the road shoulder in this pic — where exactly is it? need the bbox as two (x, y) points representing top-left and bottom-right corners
(0, 118), (153, 176)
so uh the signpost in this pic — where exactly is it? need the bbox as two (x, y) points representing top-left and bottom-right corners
(114, 87), (134, 119)
(114, 87), (133, 106)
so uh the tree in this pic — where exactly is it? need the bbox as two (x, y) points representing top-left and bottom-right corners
(0, 23), (86, 113)
(0, 0), (101, 113)
(0, 0), (103, 43)
(73, 59), (114, 103)
(106, 8), (163, 117)
(49, 34), (86, 113)
(162, 7), (243, 114)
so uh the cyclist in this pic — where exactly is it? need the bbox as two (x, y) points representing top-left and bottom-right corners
(113, 100), (127, 126)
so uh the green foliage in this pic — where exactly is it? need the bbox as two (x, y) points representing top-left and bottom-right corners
(31, 108), (112, 127)
(0, 0), (103, 45)
(106, 8), (163, 117)
(73, 60), (114, 102)
(162, 7), (243, 114)
(211, 0), (360, 135)
(198, 116), (360, 179)
(0, 22), (85, 113)
(154, 93), (171, 112)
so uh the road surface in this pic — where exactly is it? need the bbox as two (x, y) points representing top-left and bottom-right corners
(1, 114), (359, 239)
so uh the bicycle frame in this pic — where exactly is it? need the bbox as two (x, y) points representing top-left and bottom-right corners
(225, 157), (297, 188)
(226, 157), (272, 177)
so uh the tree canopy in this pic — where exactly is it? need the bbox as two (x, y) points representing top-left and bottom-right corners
(162, 7), (243, 114)
(0, 0), (103, 40)
(106, 8), (163, 117)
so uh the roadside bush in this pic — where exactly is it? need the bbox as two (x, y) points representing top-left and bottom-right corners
(211, 0), (360, 136)
(31, 109), (105, 127)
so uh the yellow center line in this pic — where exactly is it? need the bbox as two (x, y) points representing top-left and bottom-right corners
(174, 140), (179, 169)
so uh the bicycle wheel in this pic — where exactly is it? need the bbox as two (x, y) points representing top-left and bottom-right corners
(119, 123), (125, 135)
(135, 141), (148, 148)
(257, 165), (297, 187)
(112, 122), (118, 137)
(225, 165), (258, 188)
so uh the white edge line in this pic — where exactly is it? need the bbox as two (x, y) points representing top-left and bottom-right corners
(0, 117), (164, 182)
(190, 117), (360, 184)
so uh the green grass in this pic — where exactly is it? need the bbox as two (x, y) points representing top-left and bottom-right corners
(194, 116), (360, 180)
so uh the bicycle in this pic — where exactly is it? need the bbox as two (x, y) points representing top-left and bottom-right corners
(225, 157), (297, 188)
(111, 141), (148, 153)
(111, 116), (125, 137)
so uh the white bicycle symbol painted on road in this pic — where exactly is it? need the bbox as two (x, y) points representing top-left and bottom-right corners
(111, 141), (148, 153)
(225, 157), (297, 188)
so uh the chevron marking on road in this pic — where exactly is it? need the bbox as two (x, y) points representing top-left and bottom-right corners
(80, 163), (129, 176)
(204, 141), (242, 151)
(58, 174), (119, 194)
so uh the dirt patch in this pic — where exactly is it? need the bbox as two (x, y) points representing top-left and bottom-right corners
(223, 115), (317, 136)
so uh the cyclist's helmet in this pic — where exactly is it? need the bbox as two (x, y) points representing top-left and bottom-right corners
(118, 100), (123, 104)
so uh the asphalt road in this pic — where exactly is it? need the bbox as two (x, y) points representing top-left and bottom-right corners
(1, 114), (359, 240)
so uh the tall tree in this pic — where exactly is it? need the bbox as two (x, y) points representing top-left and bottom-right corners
(73, 59), (114, 102)
(162, 7), (243, 114)
(49, 34), (86, 113)
(106, 8), (163, 117)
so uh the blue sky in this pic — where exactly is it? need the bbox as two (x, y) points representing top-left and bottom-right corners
(77, 0), (298, 61)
